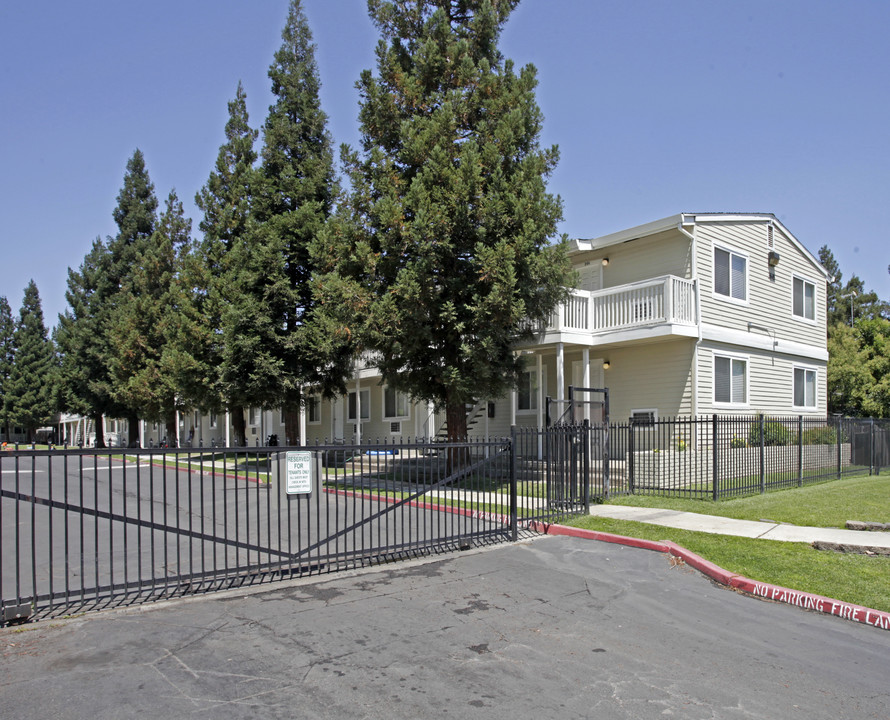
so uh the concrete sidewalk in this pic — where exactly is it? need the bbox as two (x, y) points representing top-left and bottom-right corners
(588, 504), (890, 549)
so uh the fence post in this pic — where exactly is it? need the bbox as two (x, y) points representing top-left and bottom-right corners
(510, 426), (518, 542)
(870, 419), (875, 476)
(628, 417), (635, 494)
(712, 414), (718, 501)
(797, 416), (803, 487)
(759, 414), (765, 494)
(837, 416), (842, 480)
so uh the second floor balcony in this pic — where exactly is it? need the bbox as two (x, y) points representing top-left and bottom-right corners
(533, 275), (698, 346)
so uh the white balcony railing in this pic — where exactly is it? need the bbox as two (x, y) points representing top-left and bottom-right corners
(547, 275), (697, 335)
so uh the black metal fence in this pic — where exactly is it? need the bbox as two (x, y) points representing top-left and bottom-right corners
(1, 430), (590, 624)
(605, 415), (889, 500)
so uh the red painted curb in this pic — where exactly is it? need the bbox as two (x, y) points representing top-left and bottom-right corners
(541, 523), (890, 632)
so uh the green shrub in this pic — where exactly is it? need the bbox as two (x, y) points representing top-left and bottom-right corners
(747, 420), (791, 447)
(729, 434), (747, 449)
(801, 426), (837, 445)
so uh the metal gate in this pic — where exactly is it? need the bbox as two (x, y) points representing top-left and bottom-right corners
(546, 386), (610, 502)
(1, 440), (516, 623)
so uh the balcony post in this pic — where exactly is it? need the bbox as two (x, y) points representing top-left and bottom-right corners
(664, 276), (674, 323)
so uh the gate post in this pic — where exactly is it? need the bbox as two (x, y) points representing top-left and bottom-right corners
(603, 388), (610, 500)
(628, 417), (635, 494)
(797, 416), (803, 487)
(712, 414), (719, 501)
(759, 414), (766, 494)
(510, 426), (518, 541)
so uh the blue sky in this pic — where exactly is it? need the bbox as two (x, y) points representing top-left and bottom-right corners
(2, 0), (888, 325)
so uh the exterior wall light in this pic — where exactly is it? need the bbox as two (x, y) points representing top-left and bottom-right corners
(602, 257), (610, 267)
(602, 361), (610, 370)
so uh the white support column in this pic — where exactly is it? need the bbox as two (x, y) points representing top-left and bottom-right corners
(299, 402), (307, 447)
(427, 401), (435, 439)
(355, 374), (362, 443)
(225, 411), (231, 447)
(536, 353), (544, 459)
(556, 342), (565, 415)
(583, 348), (591, 424)
(139, 419), (145, 449)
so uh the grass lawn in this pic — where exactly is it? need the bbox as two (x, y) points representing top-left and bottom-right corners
(564, 472), (890, 613)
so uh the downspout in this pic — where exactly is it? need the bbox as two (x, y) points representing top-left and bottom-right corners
(677, 219), (701, 416)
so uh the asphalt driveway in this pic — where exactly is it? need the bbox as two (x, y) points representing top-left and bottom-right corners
(2, 534), (888, 719)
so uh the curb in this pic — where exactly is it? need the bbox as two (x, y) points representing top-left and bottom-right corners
(531, 521), (890, 633)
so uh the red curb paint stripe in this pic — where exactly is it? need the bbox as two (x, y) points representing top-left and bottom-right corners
(541, 523), (890, 632)
(529, 521), (671, 553)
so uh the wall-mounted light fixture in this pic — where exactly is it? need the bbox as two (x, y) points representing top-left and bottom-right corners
(768, 251), (780, 267)
(601, 257), (610, 267)
(602, 361), (610, 370)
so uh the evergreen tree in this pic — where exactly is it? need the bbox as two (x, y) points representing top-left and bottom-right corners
(109, 190), (191, 443)
(314, 0), (573, 443)
(193, 81), (259, 446)
(0, 296), (15, 441)
(6, 281), (55, 442)
(223, 0), (344, 445)
(104, 149), (160, 445)
(819, 245), (888, 326)
(55, 238), (121, 447)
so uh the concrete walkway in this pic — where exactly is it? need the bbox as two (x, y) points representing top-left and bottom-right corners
(588, 504), (890, 549)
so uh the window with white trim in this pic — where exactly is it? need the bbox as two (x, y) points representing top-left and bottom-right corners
(348, 389), (370, 420)
(517, 370), (538, 412)
(248, 407), (258, 426)
(714, 355), (747, 405)
(383, 386), (409, 419)
(792, 276), (816, 321)
(793, 367), (817, 409)
(209, 412), (217, 428)
(714, 247), (747, 302)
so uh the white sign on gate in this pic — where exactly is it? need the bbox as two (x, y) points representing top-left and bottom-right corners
(286, 451), (314, 494)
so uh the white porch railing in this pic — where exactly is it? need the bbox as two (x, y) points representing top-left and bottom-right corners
(549, 275), (697, 334)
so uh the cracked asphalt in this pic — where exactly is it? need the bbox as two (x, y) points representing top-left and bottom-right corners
(2, 534), (888, 719)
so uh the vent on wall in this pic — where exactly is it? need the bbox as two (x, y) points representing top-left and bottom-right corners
(767, 223), (774, 249)
(389, 421), (401, 434)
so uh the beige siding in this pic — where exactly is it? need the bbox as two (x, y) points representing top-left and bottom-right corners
(575, 229), (693, 288)
(697, 342), (827, 416)
(695, 220), (826, 350)
(602, 340), (695, 420)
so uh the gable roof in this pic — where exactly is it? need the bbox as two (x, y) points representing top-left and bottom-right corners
(570, 212), (830, 280)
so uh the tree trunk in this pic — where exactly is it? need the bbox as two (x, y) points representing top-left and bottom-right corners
(284, 406), (301, 446)
(232, 405), (247, 447)
(445, 396), (470, 472)
(93, 413), (106, 448)
(127, 412), (140, 447)
(165, 414), (177, 448)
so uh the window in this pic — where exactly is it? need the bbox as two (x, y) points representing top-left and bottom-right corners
(248, 407), (258, 426)
(307, 396), (321, 424)
(384, 387), (409, 419)
(714, 355), (747, 405)
(793, 277), (816, 321)
(714, 247), (747, 301)
(793, 367), (816, 409)
(348, 389), (370, 420)
(518, 370), (538, 412)
(209, 412), (217, 428)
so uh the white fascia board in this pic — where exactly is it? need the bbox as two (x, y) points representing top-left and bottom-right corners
(701, 323), (829, 362)
(570, 214), (685, 254)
